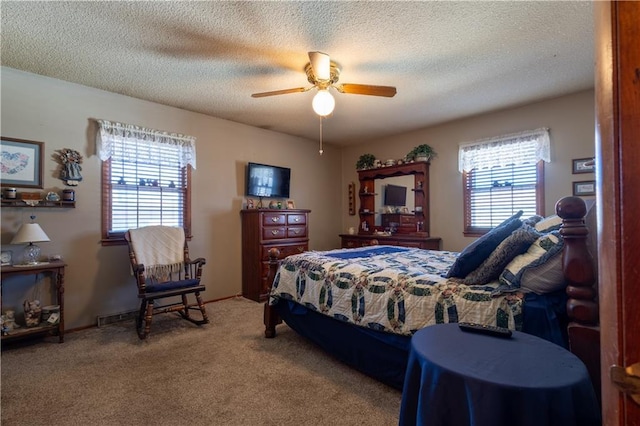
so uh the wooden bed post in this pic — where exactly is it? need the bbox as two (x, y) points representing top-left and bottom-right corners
(263, 248), (282, 338)
(556, 196), (600, 401)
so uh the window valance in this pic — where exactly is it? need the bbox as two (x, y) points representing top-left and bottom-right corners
(458, 128), (550, 173)
(96, 120), (197, 169)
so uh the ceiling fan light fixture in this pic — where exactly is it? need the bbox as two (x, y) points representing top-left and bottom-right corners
(312, 89), (335, 116)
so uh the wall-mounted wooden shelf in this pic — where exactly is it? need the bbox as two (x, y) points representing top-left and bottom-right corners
(1, 200), (75, 208)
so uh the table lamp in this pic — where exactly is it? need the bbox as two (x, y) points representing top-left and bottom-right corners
(10, 215), (50, 265)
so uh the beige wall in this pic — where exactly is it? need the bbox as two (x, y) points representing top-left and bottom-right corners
(341, 90), (596, 252)
(1, 67), (342, 329)
(1, 67), (595, 330)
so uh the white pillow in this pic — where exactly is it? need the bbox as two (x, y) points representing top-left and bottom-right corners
(534, 215), (562, 233)
(499, 231), (564, 293)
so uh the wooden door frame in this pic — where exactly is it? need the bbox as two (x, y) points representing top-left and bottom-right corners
(596, 1), (640, 424)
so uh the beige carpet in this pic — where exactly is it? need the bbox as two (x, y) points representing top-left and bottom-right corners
(1, 297), (401, 425)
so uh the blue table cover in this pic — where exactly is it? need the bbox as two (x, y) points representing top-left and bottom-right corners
(399, 323), (601, 426)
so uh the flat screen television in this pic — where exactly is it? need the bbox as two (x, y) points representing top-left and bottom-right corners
(246, 162), (291, 198)
(384, 184), (407, 207)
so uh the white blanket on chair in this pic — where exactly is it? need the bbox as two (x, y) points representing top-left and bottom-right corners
(129, 226), (185, 280)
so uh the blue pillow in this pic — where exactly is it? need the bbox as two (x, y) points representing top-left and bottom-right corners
(462, 225), (540, 285)
(445, 210), (524, 278)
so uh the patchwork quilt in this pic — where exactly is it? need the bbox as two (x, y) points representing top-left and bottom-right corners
(269, 245), (524, 335)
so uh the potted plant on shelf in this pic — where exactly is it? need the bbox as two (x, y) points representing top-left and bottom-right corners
(356, 153), (376, 170)
(406, 144), (437, 162)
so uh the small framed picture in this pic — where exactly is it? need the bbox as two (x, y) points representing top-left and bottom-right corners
(1, 137), (44, 188)
(573, 180), (596, 196)
(245, 198), (255, 209)
(286, 199), (296, 209)
(572, 158), (595, 174)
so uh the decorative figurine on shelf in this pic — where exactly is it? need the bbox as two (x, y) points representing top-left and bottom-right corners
(2, 309), (17, 332)
(23, 299), (42, 327)
(55, 148), (83, 186)
(46, 191), (60, 202)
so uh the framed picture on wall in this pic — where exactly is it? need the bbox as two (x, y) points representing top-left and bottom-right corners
(573, 180), (596, 196)
(0, 137), (44, 189)
(572, 157), (595, 174)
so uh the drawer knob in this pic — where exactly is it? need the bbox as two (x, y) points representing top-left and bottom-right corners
(297, 247), (304, 252)
(294, 217), (300, 222)
(271, 217), (279, 223)
(293, 229), (299, 234)
(271, 230), (279, 235)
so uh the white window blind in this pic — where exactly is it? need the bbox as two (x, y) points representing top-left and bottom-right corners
(464, 163), (540, 229)
(460, 129), (549, 233)
(97, 120), (195, 239)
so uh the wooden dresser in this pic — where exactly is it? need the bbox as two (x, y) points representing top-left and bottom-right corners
(241, 209), (310, 302)
(340, 233), (441, 250)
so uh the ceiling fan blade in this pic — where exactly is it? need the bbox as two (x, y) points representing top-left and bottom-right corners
(251, 87), (309, 98)
(308, 51), (331, 81)
(336, 83), (397, 97)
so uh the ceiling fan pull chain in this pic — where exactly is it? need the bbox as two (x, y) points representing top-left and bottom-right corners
(319, 116), (324, 156)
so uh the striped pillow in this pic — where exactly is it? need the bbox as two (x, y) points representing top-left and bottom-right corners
(499, 231), (564, 293)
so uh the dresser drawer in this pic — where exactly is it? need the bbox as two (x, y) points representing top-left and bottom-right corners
(400, 215), (416, 225)
(341, 237), (377, 248)
(286, 226), (307, 238)
(342, 239), (358, 248)
(262, 213), (286, 226)
(261, 243), (307, 260)
(262, 226), (287, 240)
(286, 214), (307, 225)
(399, 241), (424, 248)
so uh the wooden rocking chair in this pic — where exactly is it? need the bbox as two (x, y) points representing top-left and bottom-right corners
(124, 226), (209, 339)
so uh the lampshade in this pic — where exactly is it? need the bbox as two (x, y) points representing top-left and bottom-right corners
(11, 223), (51, 245)
(312, 89), (335, 116)
(11, 222), (50, 265)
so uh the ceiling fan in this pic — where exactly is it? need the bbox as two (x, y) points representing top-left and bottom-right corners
(251, 51), (397, 116)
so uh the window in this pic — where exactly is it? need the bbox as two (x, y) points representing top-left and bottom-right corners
(459, 128), (549, 236)
(97, 120), (196, 245)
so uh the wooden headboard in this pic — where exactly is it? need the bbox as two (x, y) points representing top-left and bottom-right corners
(556, 196), (601, 401)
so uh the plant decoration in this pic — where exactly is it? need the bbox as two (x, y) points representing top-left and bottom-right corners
(55, 148), (83, 186)
(406, 144), (437, 162)
(356, 153), (376, 170)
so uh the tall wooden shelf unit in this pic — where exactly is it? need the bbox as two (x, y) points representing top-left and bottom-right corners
(240, 209), (310, 302)
(345, 161), (441, 249)
(357, 161), (431, 234)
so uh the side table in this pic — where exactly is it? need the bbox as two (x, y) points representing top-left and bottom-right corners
(1, 261), (66, 343)
(399, 323), (600, 426)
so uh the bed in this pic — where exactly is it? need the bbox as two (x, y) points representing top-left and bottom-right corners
(263, 196), (600, 394)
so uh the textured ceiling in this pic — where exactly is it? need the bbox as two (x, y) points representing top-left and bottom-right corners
(0, 1), (594, 146)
